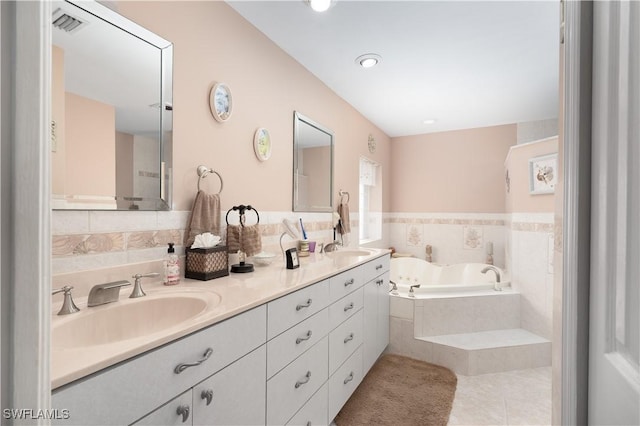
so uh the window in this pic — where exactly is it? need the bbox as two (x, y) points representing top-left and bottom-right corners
(359, 157), (381, 244)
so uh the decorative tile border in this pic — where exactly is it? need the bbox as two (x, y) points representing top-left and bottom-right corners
(389, 217), (506, 226)
(51, 210), (357, 260)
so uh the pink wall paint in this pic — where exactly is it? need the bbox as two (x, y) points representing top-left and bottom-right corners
(65, 92), (116, 197)
(51, 45), (66, 196)
(116, 1), (391, 213)
(115, 131), (134, 209)
(391, 124), (516, 213)
(505, 136), (558, 213)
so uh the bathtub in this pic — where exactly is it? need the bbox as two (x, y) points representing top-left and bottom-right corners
(389, 257), (510, 296)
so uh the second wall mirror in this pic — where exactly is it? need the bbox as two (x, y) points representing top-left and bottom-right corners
(293, 111), (334, 212)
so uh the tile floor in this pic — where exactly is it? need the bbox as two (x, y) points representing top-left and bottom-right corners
(448, 366), (552, 425)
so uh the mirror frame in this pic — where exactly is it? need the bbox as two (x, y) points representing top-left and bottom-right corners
(52, 0), (173, 211)
(292, 111), (334, 213)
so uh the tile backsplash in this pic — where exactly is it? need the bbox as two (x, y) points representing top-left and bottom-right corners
(51, 210), (354, 276)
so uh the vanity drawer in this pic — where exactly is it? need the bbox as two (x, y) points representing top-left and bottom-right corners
(267, 309), (329, 378)
(267, 336), (329, 426)
(285, 382), (328, 426)
(328, 309), (363, 374)
(268, 280), (330, 339)
(362, 255), (390, 283)
(52, 305), (266, 426)
(328, 286), (363, 330)
(328, 267), (363, 303)
(328, 346), (363, 421)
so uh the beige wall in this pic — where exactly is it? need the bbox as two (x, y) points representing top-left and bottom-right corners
(65, 92), (116, 197)
(51, 45), (66, 196)
(116, 1), (391, 213)
(505, 136), (558, 213)
(115, 131), (134, 208)
(390, 124), (516, 213)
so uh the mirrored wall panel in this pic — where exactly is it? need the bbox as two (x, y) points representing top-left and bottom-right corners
(51, 0), (173, 210)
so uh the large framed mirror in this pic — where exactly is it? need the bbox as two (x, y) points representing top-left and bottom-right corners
(293, 111), (334, 212)
(51, 0), (173, 210)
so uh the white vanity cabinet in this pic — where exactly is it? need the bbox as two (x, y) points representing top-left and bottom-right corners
(363, 256), (391, 373)
(52, 306), (266, 426)
(52, 252), (391, 426)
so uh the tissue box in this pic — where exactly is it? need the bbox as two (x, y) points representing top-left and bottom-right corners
(185, 245), (229, 281)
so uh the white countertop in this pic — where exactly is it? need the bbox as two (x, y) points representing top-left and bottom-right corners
(51, 248), (390, 390)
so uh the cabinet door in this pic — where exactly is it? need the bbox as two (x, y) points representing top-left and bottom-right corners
(376, 272), (390, 356)
(132, 390), (193, 426)
(362, 279), (378, 374)
(193, 345), (266, 426)
(362, 271), (390, 374)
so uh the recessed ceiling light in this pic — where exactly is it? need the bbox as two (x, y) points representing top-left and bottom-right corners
(308, 0), (331, 12)
(355, 53), (382, 69)
(423, 119), (437, 125)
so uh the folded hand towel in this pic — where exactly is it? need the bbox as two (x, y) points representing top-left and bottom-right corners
(184, 190), (221, 247)
(337, 202), (351, 235)
(240, 224), (262, 257)
(226, 224), (262, 257)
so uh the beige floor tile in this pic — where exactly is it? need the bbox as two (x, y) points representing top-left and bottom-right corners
(448, 367), (551, 426)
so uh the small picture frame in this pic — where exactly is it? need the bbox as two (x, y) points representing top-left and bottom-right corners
(529, 153), (557, 194)
(253, 127), (272, 161)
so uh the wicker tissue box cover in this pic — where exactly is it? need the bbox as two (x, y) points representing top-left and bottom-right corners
(185, 245), (229, 281)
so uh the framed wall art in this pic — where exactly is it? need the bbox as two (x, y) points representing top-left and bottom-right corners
(529, 153), (557, 194)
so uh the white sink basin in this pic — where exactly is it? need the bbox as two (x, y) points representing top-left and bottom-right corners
(325, 249), (374, 258)
(52, 291), (221, 349)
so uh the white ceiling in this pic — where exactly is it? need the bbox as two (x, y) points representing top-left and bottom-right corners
(227, 0), (560, 137)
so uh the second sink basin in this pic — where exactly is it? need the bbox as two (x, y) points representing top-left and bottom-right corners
(52, 290), (221, 349)
(325, 249), (374, 258)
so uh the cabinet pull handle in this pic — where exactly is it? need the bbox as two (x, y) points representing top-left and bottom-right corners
(344, 302), (354, 312)
(344, 332), (355, 344)
(306, 422), (312, 426)
(344, 278), (355, 287)
(174, 347), (213, 374)
(344, 371), (354, 385)
(296, 298), (312, 311)
(296, 330), (313, 344)
(176, 405), (190, 423)
(201, 389), (213, 406)
(376, 279), (384, 286)
(376, 264), (383, 270)
(295, 371), (312, 388)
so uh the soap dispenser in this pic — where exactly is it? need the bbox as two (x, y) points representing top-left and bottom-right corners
(164, 242), (180, 285)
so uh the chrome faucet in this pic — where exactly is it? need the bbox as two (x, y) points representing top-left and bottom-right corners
(130, 272), (160, 299)
(481, 265), (502, 291)
(52, 285), (80, 315)
(87, 280), (131, 307)
(408, 284), (421, 297)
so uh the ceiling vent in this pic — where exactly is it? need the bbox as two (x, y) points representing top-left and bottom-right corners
(52, 8), (87, 33)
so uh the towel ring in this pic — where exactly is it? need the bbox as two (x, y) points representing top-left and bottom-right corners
(225, 205), (260, 227)
(197, 165), (223, 194)
(339, 190), (350, 204)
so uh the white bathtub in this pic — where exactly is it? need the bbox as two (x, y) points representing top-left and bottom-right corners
(389, 258), (510, 296)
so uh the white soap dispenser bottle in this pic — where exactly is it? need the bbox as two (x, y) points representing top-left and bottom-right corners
(164, 242), (180, 285)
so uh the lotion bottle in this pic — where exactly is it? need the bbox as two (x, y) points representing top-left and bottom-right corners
(164, 242), (180, 285)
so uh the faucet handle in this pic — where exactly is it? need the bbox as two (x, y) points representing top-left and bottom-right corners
(130, 272), (160, 299)
(52, 285), (80, 315)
